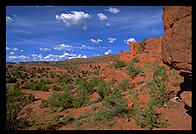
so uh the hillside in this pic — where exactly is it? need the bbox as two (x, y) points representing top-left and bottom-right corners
(6, 6), (192, 130)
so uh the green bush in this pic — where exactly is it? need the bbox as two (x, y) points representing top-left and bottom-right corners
(115, 79), (130, 91)
(51, 84), (61, 91)
(40, 99), (48, 108)
(73, 94), (89, 108)
(113, 60), (126, 69)
(6, 77), (17, 83)
(76, 81), (94, 96)
(94, 69), (100, 76)
(89, 77), (104, 87)
(148, 65), (172, 108)
(48, 90), (74, 109)
(26, 93), (35, 104)
(57, 77), (72, 84)
(97, 81), (111, 99)
(6, 85), (28, 130)
(126, 58), (143, 79)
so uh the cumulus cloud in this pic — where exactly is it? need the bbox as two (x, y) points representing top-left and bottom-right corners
(68, 54), (87, 59)
(13, 48), (19, 51)
(54, 44), (72, 51)
(108, 7), (120, 14)
(10, 52), (14, 55)
(90, 39), (103, 44)
(8, 55), (30, 60)
(104, 50), (112, 55)
(31, 54), (43, 60)
(105, 23), (111, 26)
(107, 37), (116, 43)
(124, 37), (136, 44)
(6, 16), (13, 22)
(6, 47), (9, 50)
(56, 11), (90, 29)
(42, 53), (87, 61)
(78, 45), (93, 50)
(40, 47), (51, 51)
(97, 13), (107, 21)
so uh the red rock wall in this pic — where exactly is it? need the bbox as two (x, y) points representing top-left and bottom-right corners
(161, 6), (192, 78)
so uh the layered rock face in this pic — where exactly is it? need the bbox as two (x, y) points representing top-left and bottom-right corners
(161, 6), (192, 78)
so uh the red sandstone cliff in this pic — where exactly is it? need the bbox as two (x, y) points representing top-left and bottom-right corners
(161, 6), (192, 78)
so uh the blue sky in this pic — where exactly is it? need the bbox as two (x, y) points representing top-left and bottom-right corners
(6, 6), (164, 62)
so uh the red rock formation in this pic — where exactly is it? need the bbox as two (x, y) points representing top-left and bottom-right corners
(129, 42), (140, 52)
(145, 37), (162, 53)
(161, 6), (192, 78)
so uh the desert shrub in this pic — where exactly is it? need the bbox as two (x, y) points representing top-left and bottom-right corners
(26, 93), (35, 104)
(50, 72), (54, 78)
(48, 90), (74, 109)
(148, 65), (173, 108)
(76, 81), (94, 96)
(113, 60), (126, 69)
(59, 115), (74, 126)
(130, 101), (168, 130)
(89, 77), (104, 87)
(94, 69), (100, 76)
(6, 85), (29, 130)
(137, 80), (145, 86)
(74, 112), (88, 128)
(126, 58), (143, 79)
(91, 103), (98, 111)
(7, 68), (22, 79)
(41, 85), (49, 92)
(73, 94), (89, 108)
(62, 84), (74, 92)
(6, 77), (17, 83)
(129, 66), (171, 129)
(73, 77), (87, 85)
(51, 84), (61, 91)
(92, 87), (129, 122)
(40, 99), (48, 108)
(115, 79), (130, 91)
(57, 76), (72, 84)
(97, 81), (111, 99)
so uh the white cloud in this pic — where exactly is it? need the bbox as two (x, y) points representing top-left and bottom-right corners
(21, 50), (24, 52)
(56, 11), (90, 29)
(97, 13), (107, 21)
(82, 25), (87, 30)
(6, 16), (13, 22)
(107, 37), (116, 43)
(13, 48), (19, 51)
(10, 52), (14, 55)
(43, 53), (87, 61)
(40, 47), (51, 51)
(68, 54), (87, 59)
(78, 45), (93, 50)
(6, 47), (9, 50)
(105, 23), (111, 26)
(8, 55), (30, 60)
(31, 54), (43, 60)
(124, 38), (136, 44)
(54, 44), (72, 51)
(90, 39), (102, 44)
(104, 50), (112, 55)
(108, 7), (120, 14)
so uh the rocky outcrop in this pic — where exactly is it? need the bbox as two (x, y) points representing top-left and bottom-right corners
(161, 6), (192, 78)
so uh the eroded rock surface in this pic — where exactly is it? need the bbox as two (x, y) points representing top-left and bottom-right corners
(161, 6), (192, 78)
